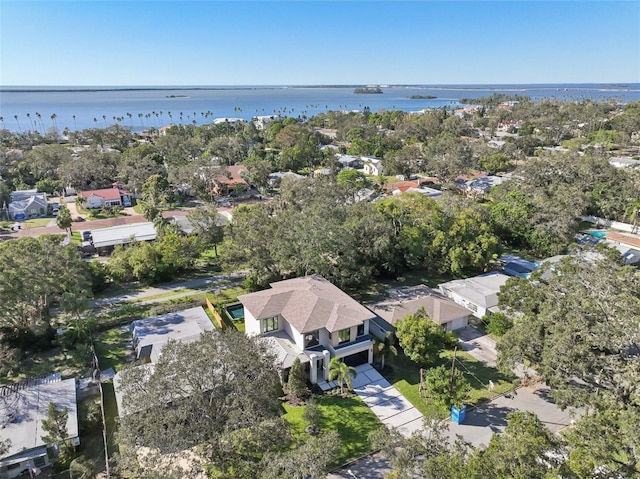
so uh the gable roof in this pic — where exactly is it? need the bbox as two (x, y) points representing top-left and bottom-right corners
(238, 275), (375, 334)
(371, 285), (472, 326)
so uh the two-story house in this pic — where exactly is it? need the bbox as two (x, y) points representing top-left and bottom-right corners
(238, 275), (375, 385)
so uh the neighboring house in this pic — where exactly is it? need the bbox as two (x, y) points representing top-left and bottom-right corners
(397, 186), (442, 198)
(335, 154), (361, 169)
(500, 254), (540, 279)
(253, 115), (282, 130)
(113, 307), (215, 415)
(90, 222), (157, 253)
(438, 272), (510, 319)
(458, 175), (505, 195)
(213, 165), (249, 196)
(8, 192), (48, 220)
(606, 242), (640, 265)
(268, 171), (305, 188)
(608, 156), (640, 168)
(239, 275), (375, 385)
(362, 157), (384, 176)
(77, 186), (131, 209)
(0, 374), (79, 479)
(369, 285), (472, 337)
(131, 307), (215, 363)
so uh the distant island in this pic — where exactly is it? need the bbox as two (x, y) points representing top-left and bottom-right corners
(166, 94), (188, 98)
(409, 95), (437, 99)
(354, 87), (383, 94)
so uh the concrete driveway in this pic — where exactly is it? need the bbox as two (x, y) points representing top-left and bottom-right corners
(456, 325), (498, 367)
(351, 364), (424, 437)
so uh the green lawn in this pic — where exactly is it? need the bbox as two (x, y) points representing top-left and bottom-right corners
(21, 217), (53, 228)
(283, 394), (382, 468)
(93, 326), (131, 372)
(385, 349), (518, 417)
(0, 346), (90, 385)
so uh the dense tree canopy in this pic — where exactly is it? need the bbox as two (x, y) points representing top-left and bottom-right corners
(116, 330), (285, 477)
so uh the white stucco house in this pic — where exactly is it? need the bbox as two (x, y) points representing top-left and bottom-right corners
(369, 285), (472, 337)
(438, 272), (510, 319)
(77, 186), (131, 209)
(362, 157), (384, 176)
(238, 275), (375, 385)
(0, 374), (79, 479)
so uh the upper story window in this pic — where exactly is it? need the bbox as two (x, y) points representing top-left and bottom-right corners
(357, 323), (365, 337)
(337, 328), (351, 344)
(305, 329), (320, 348)
(264, 316), (278, 332)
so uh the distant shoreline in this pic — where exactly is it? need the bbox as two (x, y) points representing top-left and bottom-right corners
(1, 83), (637, 93)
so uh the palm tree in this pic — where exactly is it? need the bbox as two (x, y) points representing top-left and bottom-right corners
(14, 115), (21, 132)
(374, 331), (398, 370)
(72, 115), (77, 130)
(624, 200), (640, 233)
(328, 357), (357, 394)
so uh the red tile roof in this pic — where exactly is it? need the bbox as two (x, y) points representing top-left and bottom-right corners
(606, 231), (640, 249)
(78, 187), (127, 201)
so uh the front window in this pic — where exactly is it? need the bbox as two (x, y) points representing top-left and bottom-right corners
(264, 316), (278, 332)
(357, 324), (365, 337)
(338, 328), (351, 344)
(305, 330), (320, 348)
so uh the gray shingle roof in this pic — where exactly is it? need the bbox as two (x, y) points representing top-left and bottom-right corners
(238, 275), (375, 334)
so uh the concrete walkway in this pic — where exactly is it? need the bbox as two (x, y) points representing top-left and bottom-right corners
(351, 364), (424, 437)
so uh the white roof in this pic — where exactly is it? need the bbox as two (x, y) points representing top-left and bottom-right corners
(439, 272), (510, 308)
(131, 307), (214, 362)
(0, 375), (78, 465)
(91, 222), (157, 248)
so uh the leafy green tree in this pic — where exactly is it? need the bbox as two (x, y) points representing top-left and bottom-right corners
(41, 403), (72, 460)
(328, 357), (357, 394)
(0, 236), (90, 340)
(286, 358), (309, 401)
(498, 251), (640, 477)
(477, 152), (513, 174)
(395, 307), (456, 366)
(55, 205), (73, 233)
(259, 431), (340, 479)
(422, 364), (471, 409)
(468, 412), (567, 478)
(484, 312), (513, 336)
(116, 330), (284, 476)
(302, 397), (321, 435)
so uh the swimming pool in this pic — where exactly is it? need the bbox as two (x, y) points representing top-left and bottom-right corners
(585, 229), (608, 239)
(225, 303), (245, 320)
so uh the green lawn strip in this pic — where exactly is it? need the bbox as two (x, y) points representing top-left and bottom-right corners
(93, 326), (130, 372)
(102, 382), (120, 453)
(283, 394), (382, 468)
(22, 217), (53, 228)
(386, 350), (517, 416)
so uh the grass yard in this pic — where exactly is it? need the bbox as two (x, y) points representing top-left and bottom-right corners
(94, 326), (131, 372)
(21, 217), (53, 228)
(283, 394), (382, 468)
(386, 349), (518, 417)
(1, 346), (91, 385)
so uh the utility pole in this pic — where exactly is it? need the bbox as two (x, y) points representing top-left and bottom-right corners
(449, 346), (458, 396)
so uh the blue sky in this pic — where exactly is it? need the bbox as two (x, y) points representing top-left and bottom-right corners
(1, 1), (638, 86)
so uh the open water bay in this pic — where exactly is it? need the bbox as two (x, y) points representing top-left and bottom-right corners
(1, 84), (639, 132)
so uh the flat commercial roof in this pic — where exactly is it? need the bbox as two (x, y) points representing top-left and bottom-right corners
(91, 222), (157, 248)
(0, 375), (78, 466)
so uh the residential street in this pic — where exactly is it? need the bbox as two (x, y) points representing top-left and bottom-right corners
(90, 271), (247, 308)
